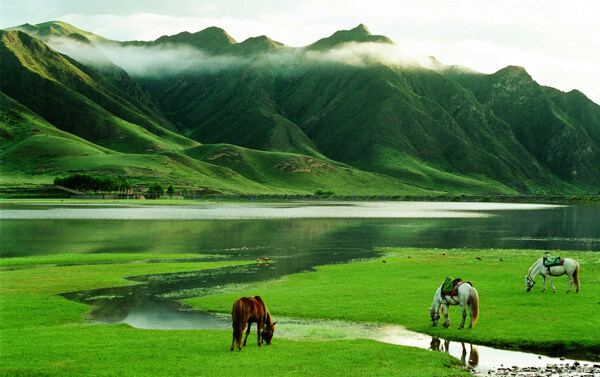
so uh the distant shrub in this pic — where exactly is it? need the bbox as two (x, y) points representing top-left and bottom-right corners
(147, 183), (164, 199)
(314, 189), (335, 196)
(167, 185), (175, 197)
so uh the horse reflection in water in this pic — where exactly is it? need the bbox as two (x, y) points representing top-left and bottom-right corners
(429, 338), (479, 367)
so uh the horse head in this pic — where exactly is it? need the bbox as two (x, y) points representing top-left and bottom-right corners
(429, 308), (440, 327)
(525, 275), (535, 291)
(261, 321), (277, 345)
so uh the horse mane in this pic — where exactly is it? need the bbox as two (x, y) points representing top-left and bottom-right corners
(252, 296), (271, 325)
(527, 258), (541, 277)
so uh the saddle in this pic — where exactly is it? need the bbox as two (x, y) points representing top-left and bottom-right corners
(441, 277), (466, 297)
(543, 256), (564, 267)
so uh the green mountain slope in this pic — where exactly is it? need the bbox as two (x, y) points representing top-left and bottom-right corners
(7, 21), (108, 43)
(143, 50), (557, 193)
(0, 30), (196, 153)
(183, 144), (435, 195)
(444, 66), (600, 187)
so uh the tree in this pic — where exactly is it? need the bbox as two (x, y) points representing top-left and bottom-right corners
(148, 183), (164, 199)
(167, 185), (175, 198)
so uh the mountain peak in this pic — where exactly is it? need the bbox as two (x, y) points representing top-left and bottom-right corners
(495, 65), (533, 81)
(232, 35), (285, 55)
(350, 24), (371, 35)
(306, 24), (392, 51)
(153, 26), (236, 53)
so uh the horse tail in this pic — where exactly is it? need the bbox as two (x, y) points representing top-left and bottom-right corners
(573, 261), (580, 293)
(232, 299), (242, 330)
(468, 287), (479, 326)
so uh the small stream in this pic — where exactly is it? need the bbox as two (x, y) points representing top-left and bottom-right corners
(117, 299), (597, 376)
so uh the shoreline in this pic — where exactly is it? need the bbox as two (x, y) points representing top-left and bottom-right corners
(1, 193), (599, 206)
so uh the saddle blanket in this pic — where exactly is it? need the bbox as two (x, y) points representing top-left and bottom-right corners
(441, 277), (464, 297)
(543, 256), (564, 267)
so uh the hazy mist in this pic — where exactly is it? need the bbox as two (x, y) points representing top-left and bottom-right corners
(45, 36), (437, 78)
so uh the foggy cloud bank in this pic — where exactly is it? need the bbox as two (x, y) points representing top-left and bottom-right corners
(45, 37), (437, 78)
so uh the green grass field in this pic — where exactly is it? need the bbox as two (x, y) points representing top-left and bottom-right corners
(0, 254), (468, 377)
(189, 248), (600, 359)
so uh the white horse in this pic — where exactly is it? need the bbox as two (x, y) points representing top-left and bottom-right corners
(525, 257), (580, 293)
(429, 282), (479, 329)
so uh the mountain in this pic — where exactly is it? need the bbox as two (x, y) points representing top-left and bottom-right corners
(443, 65), (600, 188)
(135, 26), (566, 193)
(2, 21), (600, 195)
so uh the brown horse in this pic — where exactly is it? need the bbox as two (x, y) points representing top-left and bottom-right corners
(231, 296), (276, 351)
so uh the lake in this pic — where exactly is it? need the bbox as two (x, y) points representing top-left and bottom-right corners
(1, 202), (599, 261)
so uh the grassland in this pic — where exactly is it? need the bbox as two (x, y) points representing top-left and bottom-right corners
(189, 248), (600, 359)
(0, 254), (468, 377)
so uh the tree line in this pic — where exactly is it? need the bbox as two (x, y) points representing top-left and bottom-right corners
(54, 174), (175, 197)
(54, 173), (131, 193)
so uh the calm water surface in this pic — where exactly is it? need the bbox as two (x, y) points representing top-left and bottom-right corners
(2, 202), (599, 258)
(2, 201), (599, 371)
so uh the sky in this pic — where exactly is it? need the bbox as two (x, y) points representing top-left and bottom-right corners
(2, 0), (599, 103)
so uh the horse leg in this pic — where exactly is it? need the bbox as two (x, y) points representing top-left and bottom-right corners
(232, 321), (243, 351)
(235, 322), (245, 351)
(242, 321), (252, 346)
(566, 270), (574, 293)
(541, 275), (547, 292)
(458, 303), (466, 329)
(442, 304), (450, 328)
(257, 320), (264, 347)
(547, 275), (556, 293)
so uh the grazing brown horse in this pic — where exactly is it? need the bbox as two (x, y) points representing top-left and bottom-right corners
(231, 296), (276, 351)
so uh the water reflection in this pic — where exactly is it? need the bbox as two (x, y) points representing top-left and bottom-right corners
(429, 338), (479, 367)
(2, 203), (599, 258)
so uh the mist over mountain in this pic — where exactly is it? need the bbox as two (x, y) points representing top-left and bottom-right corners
(2, 21), (599, 195)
